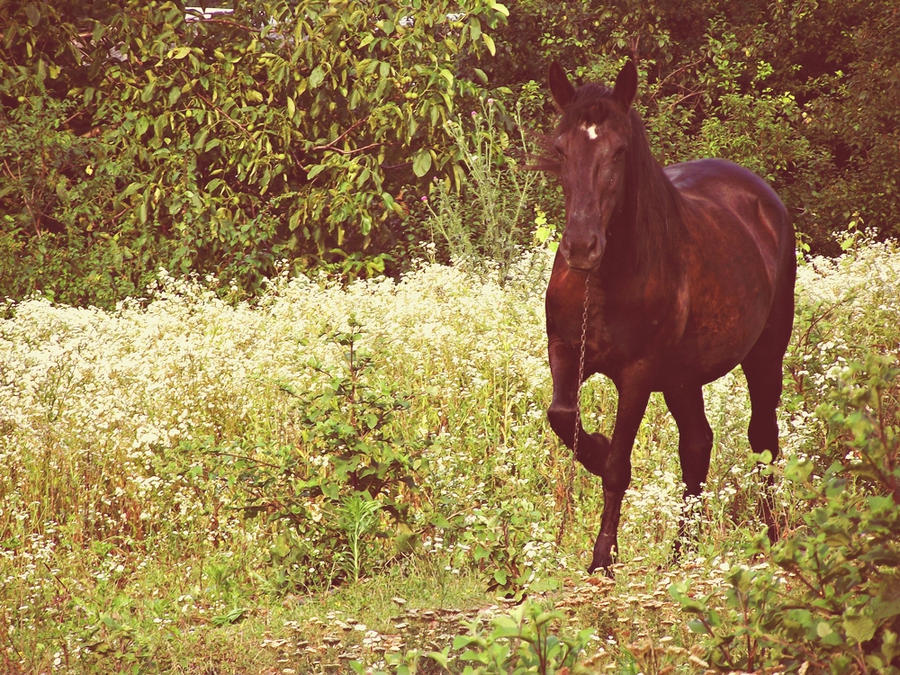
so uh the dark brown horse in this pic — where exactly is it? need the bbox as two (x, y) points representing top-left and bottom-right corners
(540, 61), (796, 573)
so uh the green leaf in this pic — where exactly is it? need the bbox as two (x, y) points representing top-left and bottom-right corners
(24, 3), (41, 26)
(533, 610), (557, 627)
(843, 615), (876, 643)
(482, 34), (496, 56)
(872, 597), (900, 622)
(193, 128), (209, 151)
(306, 164), (328, 181)
(452, 635), (482, 650)
(529, 577), (560, 593)
(688, 619), (711, 634)
(424, 649), (450, 668)
(140, 82), (155, 103)
(429, 512), (451, 528)
(816, 620), (842, 646)
(468, 20), (482, 43)
(490, 2), (510, 17)
(211, 607), (247, 626)
(412, 149), (432, 178)
(491, 614), (519, 636)
(492, 569), (507, 586)
(309, 65), (326, 89)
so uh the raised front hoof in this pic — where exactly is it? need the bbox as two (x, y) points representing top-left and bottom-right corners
(575, 432), (610, 477)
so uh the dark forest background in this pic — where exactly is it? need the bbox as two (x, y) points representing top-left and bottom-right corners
(1, 0), (897, 306)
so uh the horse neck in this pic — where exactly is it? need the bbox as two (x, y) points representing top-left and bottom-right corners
(607, 124), (684, 281)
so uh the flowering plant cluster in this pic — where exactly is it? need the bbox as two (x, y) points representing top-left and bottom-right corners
(0, 237), (897, 671)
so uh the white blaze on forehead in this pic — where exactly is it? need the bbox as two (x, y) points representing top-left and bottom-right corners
(580, 123), (599, 140)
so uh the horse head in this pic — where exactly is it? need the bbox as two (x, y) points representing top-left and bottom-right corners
(547, 61), (637, 270)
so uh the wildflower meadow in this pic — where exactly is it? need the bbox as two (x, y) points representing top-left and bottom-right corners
(1, 237), (898, 673)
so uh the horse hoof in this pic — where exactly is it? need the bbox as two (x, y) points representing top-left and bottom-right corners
(587, 562), (615, 578)
(588, 555), (615, 577)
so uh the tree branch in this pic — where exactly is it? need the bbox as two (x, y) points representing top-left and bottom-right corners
(312, 117), (381, 155)
(194, 90), (253, 139)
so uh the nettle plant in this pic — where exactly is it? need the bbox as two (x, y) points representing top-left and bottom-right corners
(235, 320), (428, 590)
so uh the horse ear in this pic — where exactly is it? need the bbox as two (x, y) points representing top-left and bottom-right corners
(613, 60), (637, 109)
(548, 61), (575, 110)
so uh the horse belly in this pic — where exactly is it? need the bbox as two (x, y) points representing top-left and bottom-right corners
(669, 175), (786, 383)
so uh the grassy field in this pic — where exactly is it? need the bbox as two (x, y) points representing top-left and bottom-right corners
(1, 238), (898, 673)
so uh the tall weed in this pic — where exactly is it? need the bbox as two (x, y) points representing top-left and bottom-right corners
(424, 99), (547, 275)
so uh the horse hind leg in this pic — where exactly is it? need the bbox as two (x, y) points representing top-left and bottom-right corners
(741, 289), (794, 543)
(664, 386), (713, 561)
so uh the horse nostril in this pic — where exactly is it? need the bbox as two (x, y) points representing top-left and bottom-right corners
(589, 233), (606, 261)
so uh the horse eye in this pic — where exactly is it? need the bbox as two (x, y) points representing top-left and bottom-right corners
(553, 138), (566, 158)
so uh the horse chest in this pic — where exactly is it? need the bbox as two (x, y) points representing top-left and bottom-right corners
(546, 277), (660, 375)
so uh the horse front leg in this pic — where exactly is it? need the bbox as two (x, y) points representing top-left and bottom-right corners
(589, 375), (651, 574)
(546, 337), (609, 476)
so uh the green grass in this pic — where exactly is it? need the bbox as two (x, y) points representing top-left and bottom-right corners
(1, 239), (898, 672)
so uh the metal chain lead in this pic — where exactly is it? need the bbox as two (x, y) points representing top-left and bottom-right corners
(556, 275), (590, 546)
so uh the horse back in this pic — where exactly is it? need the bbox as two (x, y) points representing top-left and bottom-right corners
(665, 159), (792, 289)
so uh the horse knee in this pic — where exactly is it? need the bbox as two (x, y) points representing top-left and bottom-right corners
(601, 460), (631, 493)
(547, 404), (577, 445)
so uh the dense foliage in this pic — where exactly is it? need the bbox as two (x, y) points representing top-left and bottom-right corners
(1, 0), (509, 304)
(2, 0), (898, 305)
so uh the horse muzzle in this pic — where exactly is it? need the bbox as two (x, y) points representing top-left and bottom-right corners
(559, 230), (606, 270)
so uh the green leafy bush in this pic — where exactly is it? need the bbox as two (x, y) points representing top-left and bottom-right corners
(452, 601), (595, 673)
(673, 351), (900, 673)
(0, 97), (155, 304)
(1, 0), (509, 304)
